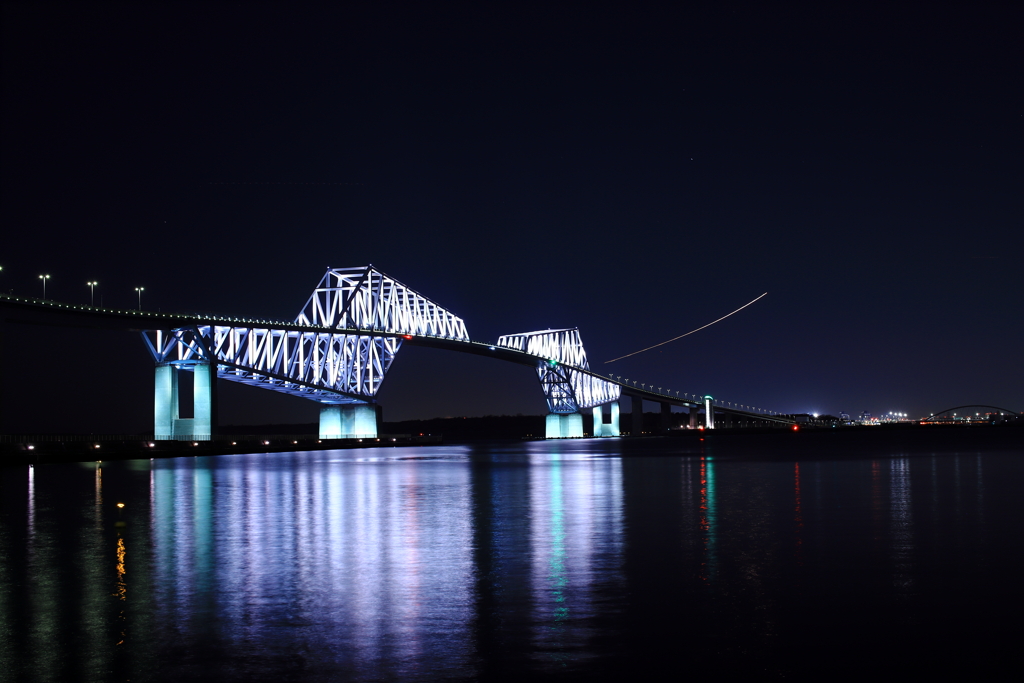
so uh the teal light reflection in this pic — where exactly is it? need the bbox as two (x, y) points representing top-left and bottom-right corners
(549, 458), (568, 626)
(701, 455), (718, 582)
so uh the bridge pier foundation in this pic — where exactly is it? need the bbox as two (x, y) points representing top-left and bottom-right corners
(689, 406), (700, 429)
(546, 414), (559, 438)
(193, 362), (214, 438)
(546, 412), (583, 438)
(590, 401), (621, 436)
(154, 362), (214, 441)
(632, 396), (643, 436)
(154, 364), (177, 440)
(319, 404), (378, 439)
(609, 400), (620, 436)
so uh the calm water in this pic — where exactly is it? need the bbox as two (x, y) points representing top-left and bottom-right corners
(2, 431), (1022, 681)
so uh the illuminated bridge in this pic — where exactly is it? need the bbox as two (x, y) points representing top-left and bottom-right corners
(0, 266), (795, 440)
(920, 405), (1022, 424)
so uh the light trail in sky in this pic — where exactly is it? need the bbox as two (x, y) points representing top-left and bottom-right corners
(604, 293), (768, 364)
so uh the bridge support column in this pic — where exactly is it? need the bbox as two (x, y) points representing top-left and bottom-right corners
(660, 403), (672, 432)
(705, 396), (715, 429)
(545, 412), (584, 438)
(545, 414), (560, 438)
(352, 404), (377, 438)
(689, 406), (700, 429)
(632, 396), (643, 436)
(154, 362), (213, 441)
(320, 404), (378, 439)
(320, 405), (343, 438)
(154, 364), (178, 440)
(562, 412), (583, 438)
(609, 401), (620, 436)
(590, 403), (620, 437)
(192, 362), (213, 440)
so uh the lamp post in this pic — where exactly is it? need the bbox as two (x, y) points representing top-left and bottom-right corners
(87, 281), (98, 306)
(135, 287), (144, 310)
(39, 274), (50, 299)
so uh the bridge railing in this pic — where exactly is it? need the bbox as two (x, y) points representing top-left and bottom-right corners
(576, 369), (790, 419)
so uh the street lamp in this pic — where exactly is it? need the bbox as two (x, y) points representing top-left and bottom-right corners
(87, 281), (98, 306)
(135, 287), (144, 310)
(39, 274), (50, 299)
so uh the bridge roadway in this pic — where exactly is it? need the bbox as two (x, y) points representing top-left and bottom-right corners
(0, 293), (794, 431)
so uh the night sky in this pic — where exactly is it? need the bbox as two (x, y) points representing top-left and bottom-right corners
(2, 2), (1021, 433)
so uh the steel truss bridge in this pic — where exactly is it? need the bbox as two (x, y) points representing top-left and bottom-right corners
(0, 266), (795, 440)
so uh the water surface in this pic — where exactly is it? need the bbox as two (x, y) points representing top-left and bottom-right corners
(2, 431), (1021, 681)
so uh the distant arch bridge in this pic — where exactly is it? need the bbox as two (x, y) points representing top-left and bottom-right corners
(924, 405), (1021, 421)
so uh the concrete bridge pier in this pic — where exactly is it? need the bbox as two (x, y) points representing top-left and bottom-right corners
(154, 361), (216, 440)
(591, 401), (621, 436)
(632, 396), (644, 436)
(319, 403), (378, 439)
(546, 412), (584, 438)
(689, 406), (701, 429)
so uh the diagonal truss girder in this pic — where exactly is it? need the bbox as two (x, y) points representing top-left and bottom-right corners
(496, 328), (620, 413)
(143, 325), (401, 403)
(296, 265), (469, 340)
(142, 266), (469, 404)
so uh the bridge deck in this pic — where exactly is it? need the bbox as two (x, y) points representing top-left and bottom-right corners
(0, 293), (793, 423)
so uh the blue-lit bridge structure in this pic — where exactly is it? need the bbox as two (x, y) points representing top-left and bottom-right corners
(0, 266), (795, 440)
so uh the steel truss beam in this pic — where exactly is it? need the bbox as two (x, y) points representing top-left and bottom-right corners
(496, 328), (620, 413)
(142, 266), (469, 404)
(143, 326), (399, 403)
(296, 265), (469, 340)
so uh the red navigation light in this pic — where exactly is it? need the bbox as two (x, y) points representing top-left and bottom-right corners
(792, 425), (799, 431)
(402, 334), (413, 340)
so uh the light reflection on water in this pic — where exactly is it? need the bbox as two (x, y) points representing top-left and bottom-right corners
(529, 449), (623, 670)
(150, 450), (479, 680)
(1, 436), (1021, 681)
(890, 458), (914, 596)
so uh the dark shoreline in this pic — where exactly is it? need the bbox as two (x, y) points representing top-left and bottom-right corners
(0, 434), (443, 466)
(2, 422), (1019, 466)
